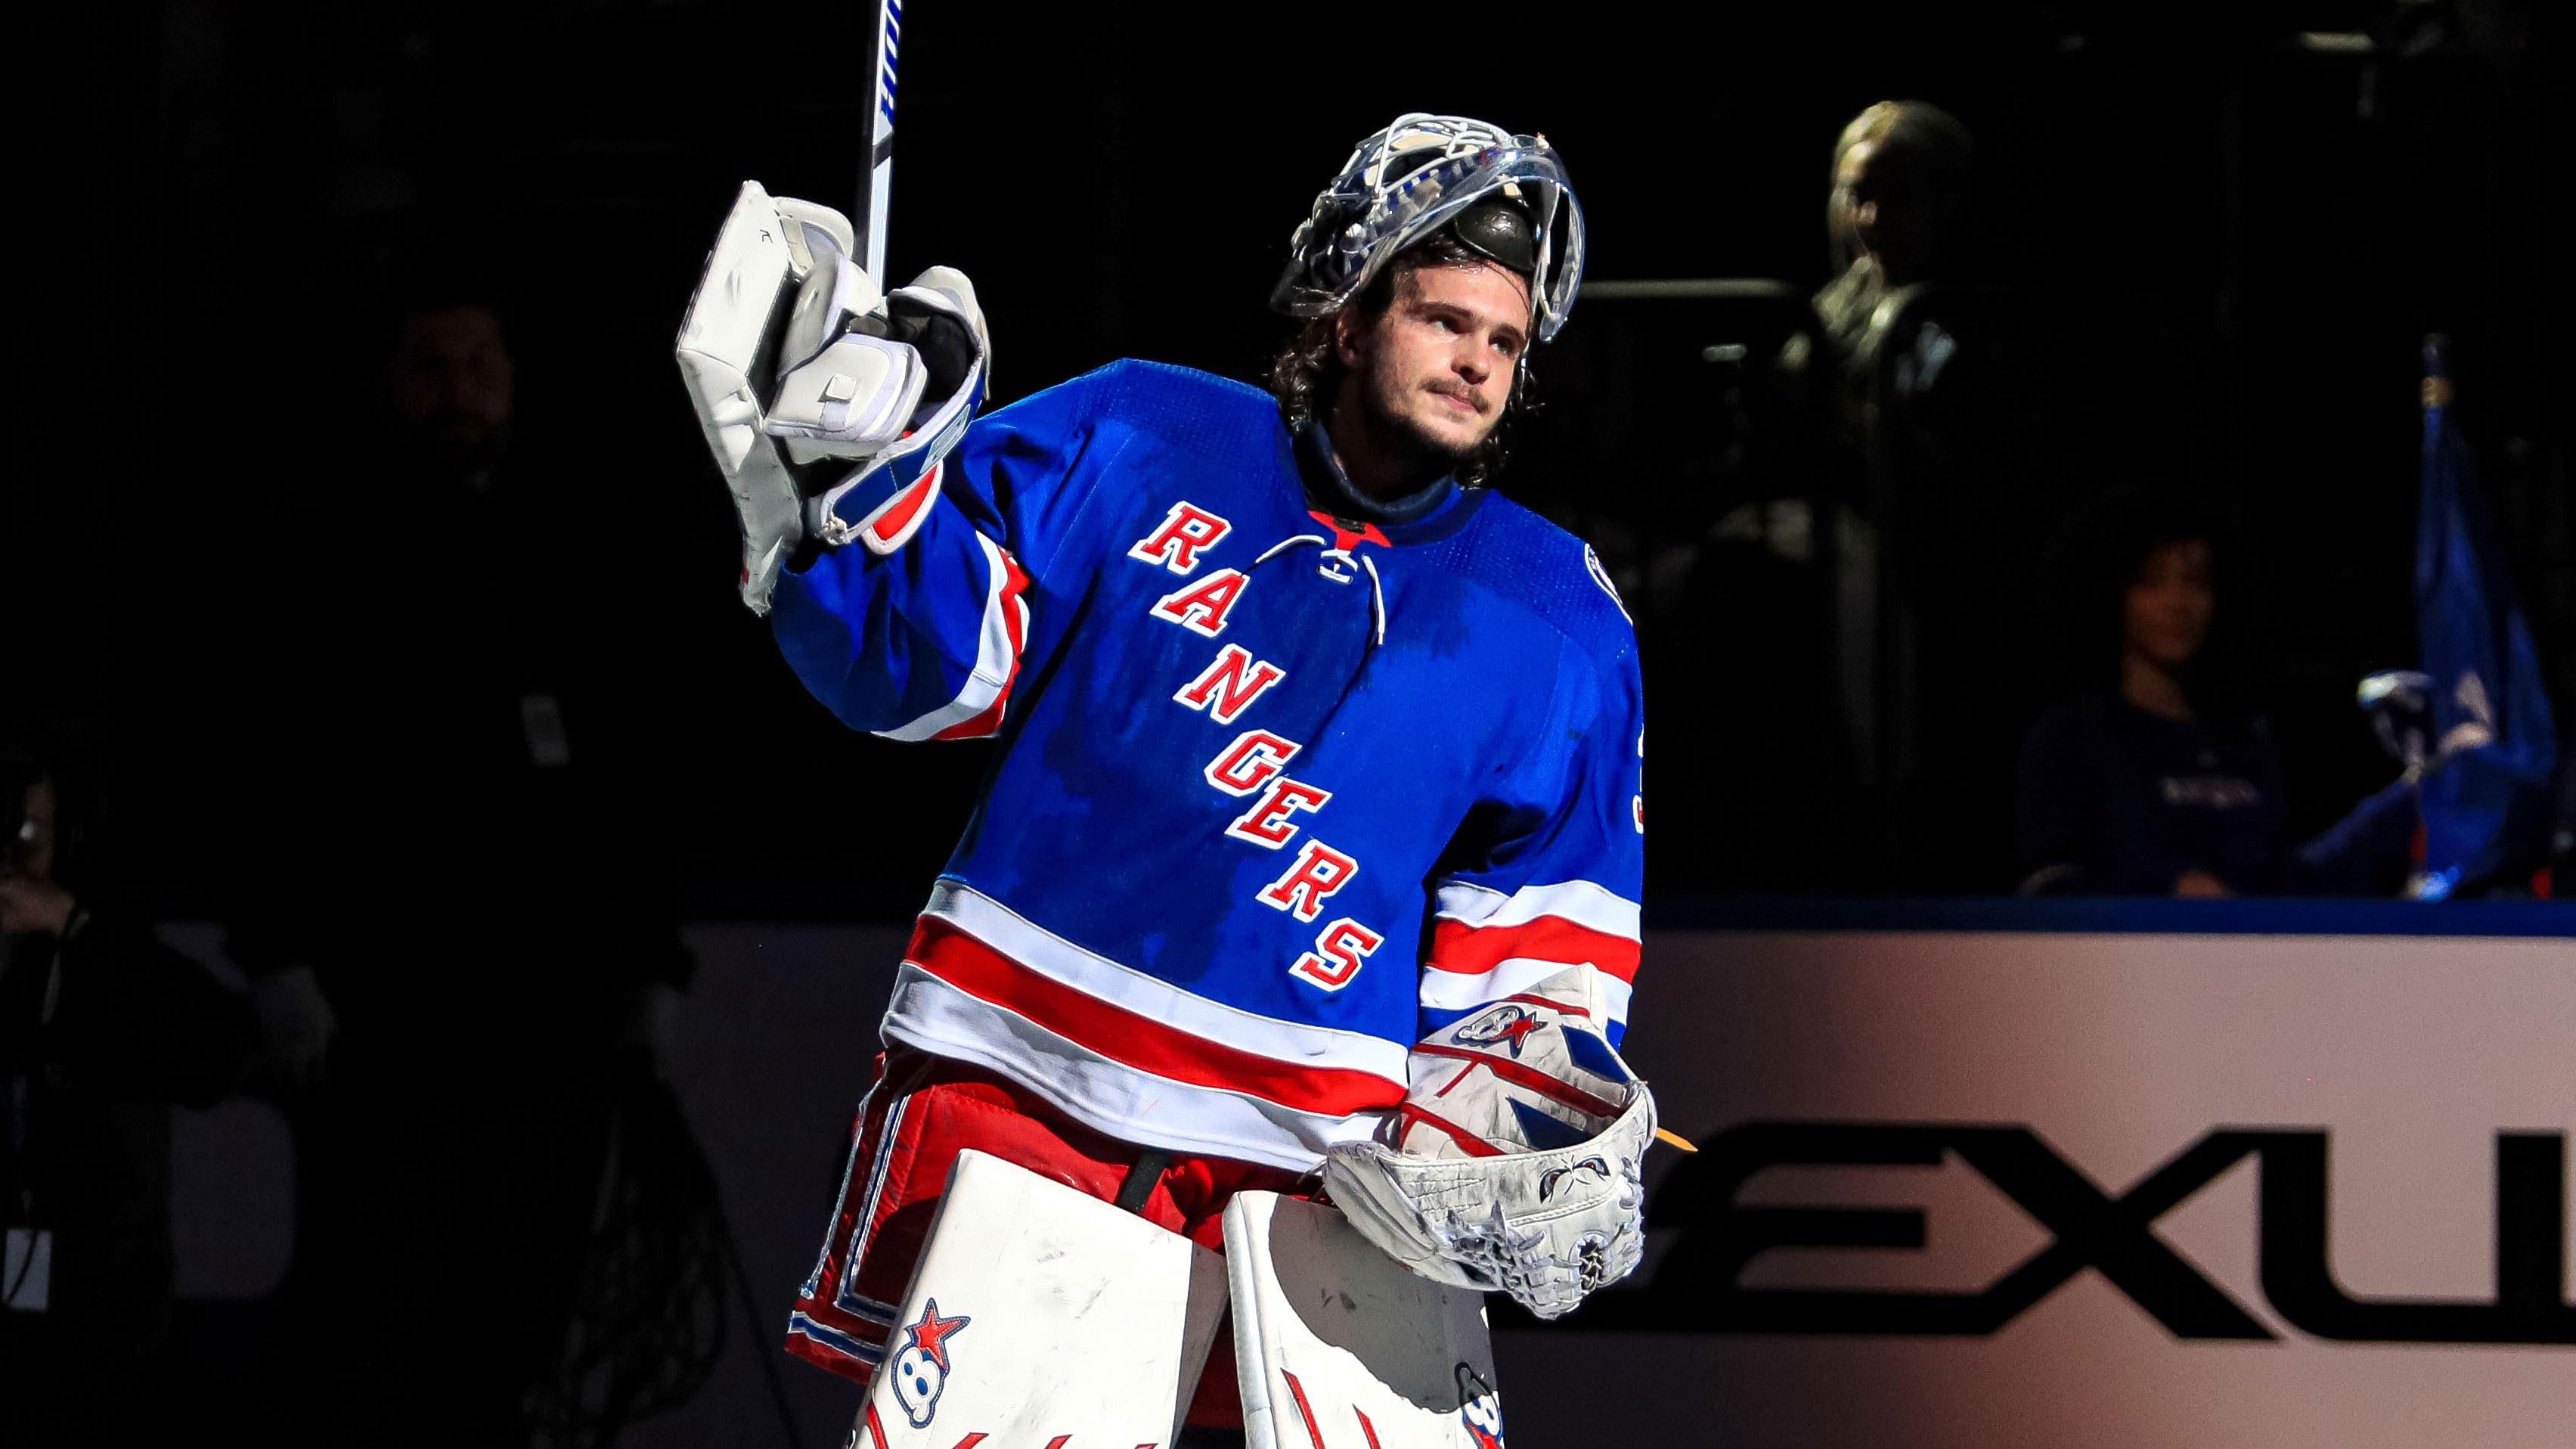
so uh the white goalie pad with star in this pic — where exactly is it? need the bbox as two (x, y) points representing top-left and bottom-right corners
(850, 1150), (1229, 1447)
(1225, 1191), (1508, 1449)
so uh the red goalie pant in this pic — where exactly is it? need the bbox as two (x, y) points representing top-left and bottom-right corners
(785, 1045), (1311, 1429)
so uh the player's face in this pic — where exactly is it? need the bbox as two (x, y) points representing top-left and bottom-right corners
(1341, 261), (1530, 464)
(2123, 538), (2216, 671)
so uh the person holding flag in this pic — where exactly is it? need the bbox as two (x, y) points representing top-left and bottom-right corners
(2408, 336), (2562, 898)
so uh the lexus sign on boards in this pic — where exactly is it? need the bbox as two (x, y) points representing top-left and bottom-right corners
(1492, 911), (2573, 1447)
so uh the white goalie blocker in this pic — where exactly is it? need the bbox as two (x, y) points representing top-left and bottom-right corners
(858, 1154), (1508, 1449)
(674, 182), (990, 613)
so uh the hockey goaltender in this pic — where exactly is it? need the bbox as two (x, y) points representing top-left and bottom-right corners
(678, 113), (1662, 1444)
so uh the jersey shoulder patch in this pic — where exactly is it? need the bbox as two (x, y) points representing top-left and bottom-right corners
(1582, 543), (1632, 625)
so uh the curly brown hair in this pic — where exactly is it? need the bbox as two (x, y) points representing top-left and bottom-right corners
(1266, 231), (1532, 488)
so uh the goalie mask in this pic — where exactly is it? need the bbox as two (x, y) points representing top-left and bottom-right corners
(1273, 112), (1585, 343)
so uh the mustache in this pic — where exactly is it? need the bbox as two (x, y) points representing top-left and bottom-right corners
(1423, 380), (1490, 414)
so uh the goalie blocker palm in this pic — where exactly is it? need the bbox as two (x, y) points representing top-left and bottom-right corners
(674, 182), (990, 613)
(1322, 972), (1654, 1320)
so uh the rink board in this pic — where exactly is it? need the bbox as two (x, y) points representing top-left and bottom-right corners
(160, 914), (2571, 1447)
(1499, 923), (2574, 1447)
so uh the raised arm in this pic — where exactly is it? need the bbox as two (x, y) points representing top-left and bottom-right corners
(767, 371), (1111, 740)
(675, 181), (1108, 742)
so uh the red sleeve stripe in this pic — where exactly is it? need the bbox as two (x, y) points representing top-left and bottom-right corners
(1425, 915), (1640, 983)
(905, 915), (1406, 1119)
(1396, 1103), (1506, 1158)
(932, 552), (1031, 740)
(1409, 1044), (1623, 1118)
(866, 465), (944, 547)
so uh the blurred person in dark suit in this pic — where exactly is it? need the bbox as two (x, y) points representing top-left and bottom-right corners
(2, 734), (262, 1447)
(2016, 494), (2416, 897)
(222, 274), (699, 1445)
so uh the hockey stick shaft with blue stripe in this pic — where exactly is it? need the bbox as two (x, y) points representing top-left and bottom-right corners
(855, 0), (901, 279)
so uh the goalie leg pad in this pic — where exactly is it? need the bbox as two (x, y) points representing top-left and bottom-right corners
(787, 1048), (1310, 1429)
(851, 1150), (1230, 1444)
(1224, 1191), (1505, 1449)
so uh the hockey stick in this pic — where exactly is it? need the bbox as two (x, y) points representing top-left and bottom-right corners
(854, 0), (902, 279)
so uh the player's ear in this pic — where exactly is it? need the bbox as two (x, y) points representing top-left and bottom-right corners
(1333, 305), (1366, 369)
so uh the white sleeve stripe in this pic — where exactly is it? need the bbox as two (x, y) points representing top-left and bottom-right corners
(1431, 878), (1641, 939)
(874, 531), (1021, 743)
(1418, 958), (1634, 1023)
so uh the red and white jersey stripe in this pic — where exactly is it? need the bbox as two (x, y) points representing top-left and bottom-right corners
(878, 881), (1407, 1171)
(1421, 878), (1640, 1030)
(874, 532), (1032, 743)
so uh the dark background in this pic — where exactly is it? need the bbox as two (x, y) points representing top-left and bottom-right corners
(2, 3), (2567, 1445)
(6, 0), (2565, 911)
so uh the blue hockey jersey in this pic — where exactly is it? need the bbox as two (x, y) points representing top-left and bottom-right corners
(772, 360), (1644, 1173)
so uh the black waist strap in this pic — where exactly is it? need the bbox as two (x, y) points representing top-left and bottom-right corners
(1114, 1148), (1172, 1214)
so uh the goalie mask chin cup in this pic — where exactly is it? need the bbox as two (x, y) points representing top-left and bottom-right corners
(1271, 112), (1585, 343)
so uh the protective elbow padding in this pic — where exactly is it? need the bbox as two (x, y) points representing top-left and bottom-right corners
(766, 241), (923, 456)
(769, 328), (926, 458)
(799, 268), (991, 557)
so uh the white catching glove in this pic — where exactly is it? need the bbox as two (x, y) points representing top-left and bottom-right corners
(1322, 970), (1654, 1320)
(675, 182), (990, 613)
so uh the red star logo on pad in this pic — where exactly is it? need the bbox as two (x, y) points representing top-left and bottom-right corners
(1487, 1013), (1544, 1055)
(1458, 1004), (1548, 1057)
(904, 1298), (971, 1371)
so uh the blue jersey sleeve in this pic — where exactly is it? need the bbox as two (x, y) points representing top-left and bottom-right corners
(1421, 628), (1648, 1047)
(767, 365), (1119, 740)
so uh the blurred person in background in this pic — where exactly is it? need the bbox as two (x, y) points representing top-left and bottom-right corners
(222, 270), (705, 1445)
(1786, 98), (1978, 449)
(2016, 493), (2417, 896)
(2, 733), (262, 1447)
(1712, 98), (2049, 889)
(1663, 100), (1990, 892)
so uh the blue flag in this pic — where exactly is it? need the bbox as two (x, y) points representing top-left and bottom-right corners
(2412, 346), (2559, 898)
